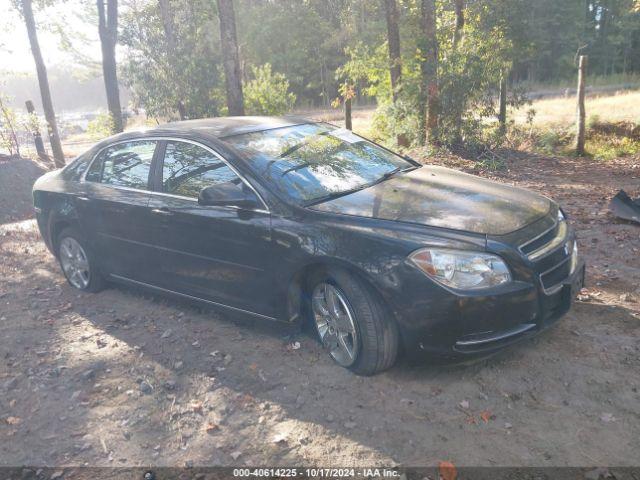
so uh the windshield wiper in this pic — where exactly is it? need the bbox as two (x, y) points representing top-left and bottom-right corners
(304, 183), (374, 207)
(305, 166), (415, 207)
(378, 166), (402, 181)
(365, 164), (417, 187)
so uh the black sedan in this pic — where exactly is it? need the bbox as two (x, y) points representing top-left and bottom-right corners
(33, 117), (585, 375)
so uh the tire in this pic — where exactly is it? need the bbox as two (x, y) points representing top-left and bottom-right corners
(307, 267), (399, 376)
(56, 227), (105, 293)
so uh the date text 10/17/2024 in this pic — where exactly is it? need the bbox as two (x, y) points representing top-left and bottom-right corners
(232, 468), (401, 478)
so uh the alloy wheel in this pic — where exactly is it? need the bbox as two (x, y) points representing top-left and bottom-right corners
(311, 282), (359, 367)
(59, 237), (91, 289)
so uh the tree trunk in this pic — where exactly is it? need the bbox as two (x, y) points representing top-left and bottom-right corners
(158, 0), (176, 52)
(159, 0), (187, 119)
(383, 0), (408, 147)
(217, 0), (245, 116)
(498, 72), (507, 135)
(452, 0), (465, 49)
(176, 101), (187, 121)
(97, 0), (123, 133)
(449, 0), (465, 142)
(420, 0), (439, 146)
(383, 0), (402, 102)
(21, 0), (65, 167)
(576, 55), (588, 156)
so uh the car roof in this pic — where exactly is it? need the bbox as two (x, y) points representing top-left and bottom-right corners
(86, 115), (322, 160)
(151, 115), (312, 139)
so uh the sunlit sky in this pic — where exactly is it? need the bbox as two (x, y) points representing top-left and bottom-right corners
(1, 0), (103, 74)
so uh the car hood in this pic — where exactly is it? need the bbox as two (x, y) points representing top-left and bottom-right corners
(311, 166), (552, 235)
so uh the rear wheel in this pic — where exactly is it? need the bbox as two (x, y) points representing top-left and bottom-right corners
(308, 268), (398, 375)
(57, 227), (105, 293)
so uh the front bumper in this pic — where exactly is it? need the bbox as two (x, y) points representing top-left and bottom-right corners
(451, 260), (585, 355)
(396, 258), (585, 360)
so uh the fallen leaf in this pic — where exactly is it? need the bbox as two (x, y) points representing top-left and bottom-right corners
(438, 460), (457, 480)
(458, 400), (469, 409)
(480, 410), (492, 423)
(5, 416), (21, 425)
(191, 401), (204, 414)
(249, 363), (258, 371)
(204, 422), (219, 433)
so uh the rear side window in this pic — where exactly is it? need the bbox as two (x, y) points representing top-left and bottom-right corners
(161, 141), (240, 198)
(86, 140), (157, 190)
(61, 152), (93, 181)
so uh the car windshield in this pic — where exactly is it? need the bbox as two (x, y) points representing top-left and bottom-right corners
(223, 123), (415, 204)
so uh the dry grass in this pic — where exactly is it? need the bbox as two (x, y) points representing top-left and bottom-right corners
(56, 91), (640, 159)
(513, 90), (640, 127)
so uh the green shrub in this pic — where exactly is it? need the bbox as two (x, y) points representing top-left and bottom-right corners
(0, 93), (22, 156)
(587, 114), (602, 130)
(86, 113), (116, 140)
(244, 64), (296, 116)
(537, 130), (564, 153)
(588, 134), (640, 161)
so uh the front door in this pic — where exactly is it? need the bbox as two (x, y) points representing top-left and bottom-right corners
(146, 140), (276, 317)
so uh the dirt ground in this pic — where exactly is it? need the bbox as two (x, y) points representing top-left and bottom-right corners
(0, 151), (639, 470)
(0, 155), (45, 224)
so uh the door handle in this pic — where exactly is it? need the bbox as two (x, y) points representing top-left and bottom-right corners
(151, 207), (173, 216)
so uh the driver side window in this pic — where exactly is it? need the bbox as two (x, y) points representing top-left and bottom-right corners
(161, 141), (241, 198)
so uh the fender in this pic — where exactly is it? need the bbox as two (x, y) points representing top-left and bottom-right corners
(43, 193), (83, 256)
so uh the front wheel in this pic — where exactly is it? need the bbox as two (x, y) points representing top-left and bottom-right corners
(308, 268), (399, 376)
(57, 227), (105, 293)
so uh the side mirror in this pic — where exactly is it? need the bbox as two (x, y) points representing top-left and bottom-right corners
(198, 182), (259, 209)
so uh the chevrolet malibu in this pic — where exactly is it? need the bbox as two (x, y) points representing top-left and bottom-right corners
(33, 117), (585, 375)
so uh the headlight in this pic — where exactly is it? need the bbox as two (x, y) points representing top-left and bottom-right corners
(408, 248), (512, 290)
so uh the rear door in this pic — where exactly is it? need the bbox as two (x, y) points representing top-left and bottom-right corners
(146, 139), (276, 317)
(81, 139), (159, 281)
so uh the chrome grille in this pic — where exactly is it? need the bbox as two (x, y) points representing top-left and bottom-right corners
(520, 220), (567, 261)
(520, 219), (574, 294)
(519, 223), (558, 256)
(539, 254), (571, 293)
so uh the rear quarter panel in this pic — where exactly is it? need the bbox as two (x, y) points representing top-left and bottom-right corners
(33, 170), (86, 255)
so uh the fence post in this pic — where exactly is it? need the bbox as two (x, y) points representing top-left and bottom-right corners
(25, 100), (48, 161)
(575, 55), (588, 156)
(498, 71), (507, 135)
(344, 97), (352, 131)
